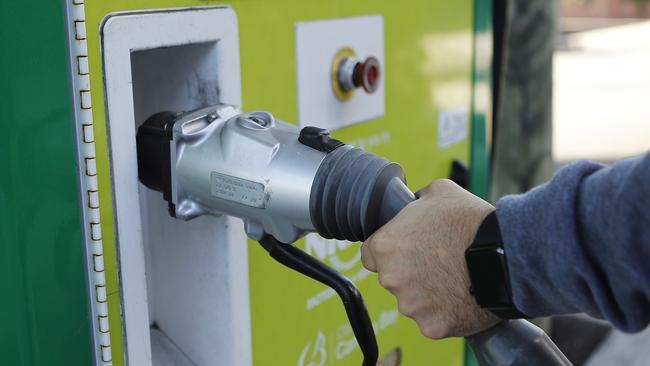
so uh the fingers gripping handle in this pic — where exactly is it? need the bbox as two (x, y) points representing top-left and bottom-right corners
(378, 182), (571, 366)
(259, 236), (379, 366)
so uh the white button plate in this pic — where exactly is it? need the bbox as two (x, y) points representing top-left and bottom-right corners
(296, 15), (385, 130)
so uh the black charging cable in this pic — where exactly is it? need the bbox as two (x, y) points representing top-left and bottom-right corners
(259, 235), (379, 366)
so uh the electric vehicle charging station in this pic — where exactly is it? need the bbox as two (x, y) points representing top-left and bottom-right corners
(3, 1), (540, 365)
(90, 4), (478, 365)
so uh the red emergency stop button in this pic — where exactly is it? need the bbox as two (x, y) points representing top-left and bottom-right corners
(353, 56), (380, 94)
(332, 48), (382, 101)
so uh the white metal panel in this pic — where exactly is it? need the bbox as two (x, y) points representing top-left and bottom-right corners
(101, 7), (251, 366)
(296, 15), (385, 130)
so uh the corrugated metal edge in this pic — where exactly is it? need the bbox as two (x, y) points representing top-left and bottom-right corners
(64, 0), (113, 364)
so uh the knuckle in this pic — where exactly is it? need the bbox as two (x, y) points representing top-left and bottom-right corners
(360, 258), (369, 270)
(378, 273), (399, 291)
(397, 301), (418, 318)
(419, 322), (447, 340)
(360, 249), (375, 271)
(363, 237), (392, 264)
(418, 179), (454, 198)
(432, 179), (455, 191)
(364, 235), (383, 251)
(373, 239), (392, 255)
(360, 242), (370, 258)
(360, 250), (369, 264)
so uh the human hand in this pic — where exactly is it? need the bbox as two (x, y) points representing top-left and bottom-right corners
(361, 179), (500, 339)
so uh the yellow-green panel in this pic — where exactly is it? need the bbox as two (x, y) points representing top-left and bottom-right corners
(82, 1), (475, 365)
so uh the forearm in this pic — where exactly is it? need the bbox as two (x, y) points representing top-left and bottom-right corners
(496, 152), (650, 332)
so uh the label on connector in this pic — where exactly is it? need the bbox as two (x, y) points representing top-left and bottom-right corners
(210, 172), (266, 208)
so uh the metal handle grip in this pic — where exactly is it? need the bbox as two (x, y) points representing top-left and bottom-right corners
(467, 320), (572, 366)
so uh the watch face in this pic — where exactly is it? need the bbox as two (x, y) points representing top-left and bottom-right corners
(466, 244), (512, 308)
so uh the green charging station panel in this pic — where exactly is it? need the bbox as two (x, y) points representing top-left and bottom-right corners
(0, 0), (492, 365)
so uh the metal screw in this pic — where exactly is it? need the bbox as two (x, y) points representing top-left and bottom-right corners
(249, 116), (268, 127)
(207, 113), (219, 123)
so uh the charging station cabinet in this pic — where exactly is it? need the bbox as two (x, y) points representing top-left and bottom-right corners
(0, 1), (492, 365)
(91, 3), (481, 366)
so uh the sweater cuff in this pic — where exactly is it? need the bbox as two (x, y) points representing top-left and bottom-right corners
(495, 161), (604, 317)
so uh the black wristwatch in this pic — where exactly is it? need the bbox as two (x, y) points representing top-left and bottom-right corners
(464, 211), (527, 319)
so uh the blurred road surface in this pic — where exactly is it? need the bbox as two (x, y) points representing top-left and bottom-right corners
(554, 20), (650, 162)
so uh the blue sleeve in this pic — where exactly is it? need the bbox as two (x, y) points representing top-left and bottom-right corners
(496, 152), (650, 333)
